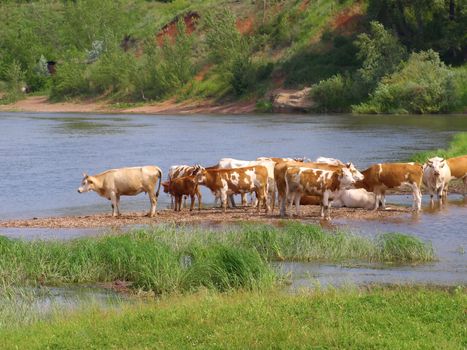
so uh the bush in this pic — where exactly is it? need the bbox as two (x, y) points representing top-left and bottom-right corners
(353, 50), (460, 114)
(50, 59), (88, 100)
(310, 74), (356, 112)
(0, 60), (26, 103)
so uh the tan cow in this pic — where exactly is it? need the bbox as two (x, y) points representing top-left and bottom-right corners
(77, 166), (163, 217)
(162, 175), (202, 211)
(446, 155), (467, 196)
(285, 164), (364, 219)
(275, 161), (350, 217)
(356, 163), (423, 211)
(195, 166), (270, 213)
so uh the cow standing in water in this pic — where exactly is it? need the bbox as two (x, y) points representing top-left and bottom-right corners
(446, 155), (467, 197)
(356, 163), (423, 211)
(423, 157), (451, 206)
(77, 166), (163, 217)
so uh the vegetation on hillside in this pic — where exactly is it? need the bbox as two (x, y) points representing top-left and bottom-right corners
(0, 0), (465, 113)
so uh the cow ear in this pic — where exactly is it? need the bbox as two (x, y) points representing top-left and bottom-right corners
(82, 172), (88, 178)
(346, 162), (351, 168)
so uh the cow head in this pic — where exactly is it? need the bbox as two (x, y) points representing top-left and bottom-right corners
(338, 167), (357, 189)
(426, 157), (447, 178)
(77, 173), (95, 193)
(346, 163), (364, 182)
(194, 167), (207, 184)
(161, 181), (171, 194)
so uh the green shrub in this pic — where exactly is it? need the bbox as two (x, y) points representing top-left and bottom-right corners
(49, 58), (88, 100)
(353, 50), (460, 114)
(310, 74), (356, 112)
(0, 60), (26, 104)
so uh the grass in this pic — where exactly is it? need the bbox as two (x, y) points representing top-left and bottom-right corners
(0, 223), (434, 294)
(411, 132), (467, 163)
(0, 286), (465, 349)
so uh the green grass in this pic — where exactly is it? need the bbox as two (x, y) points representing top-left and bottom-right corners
(0, 223), (434, 294)
(1, 286), (465, 349)
(411, 132), (467, 163)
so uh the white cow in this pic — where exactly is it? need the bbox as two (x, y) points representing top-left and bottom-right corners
(77, 166), (162, 217)
(423, 157), (451, 206)
(315, 157), (345, 166)
(331, 188), (376, 209)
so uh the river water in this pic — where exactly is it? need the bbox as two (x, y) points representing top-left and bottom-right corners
(0, 112), (466, 288)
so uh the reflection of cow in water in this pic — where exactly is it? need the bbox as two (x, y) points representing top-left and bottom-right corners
(77, 166), (162, 217)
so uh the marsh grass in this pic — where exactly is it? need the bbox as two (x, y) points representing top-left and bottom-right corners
(411, 132), (467, 163)
(1, 286), (464, 349)
(0, 223), (434, 295)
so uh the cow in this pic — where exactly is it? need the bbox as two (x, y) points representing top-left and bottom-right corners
(331, 188), (376, 209)
(77, 166), (163, 217)
(275, 161), (358, 217)
(446, 155), (467, 196)
(195, 166), (270, 213)
(315, 157), (345, 166)
(166, 164), (202, 208)
(422, 157), (451, 206)
(257, 157), (308, 164)
(285, 164), (364, 219)
(356, 163), (423, 211)
(216, 158), (276, 209)
(162, 175), (202, 211)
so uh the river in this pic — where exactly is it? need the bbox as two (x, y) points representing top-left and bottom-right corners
(0, 112), (466, 287)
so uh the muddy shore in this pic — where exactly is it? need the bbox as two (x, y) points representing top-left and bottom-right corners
(0, 96), (257, 115)
(0, 205), (412, 229)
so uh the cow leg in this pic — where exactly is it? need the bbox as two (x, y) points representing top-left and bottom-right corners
(189, 194), (195, 211)
(221, 191), (228, 213)
(373, 191), (381, 211)
(197, 190), (202, 211)
(323, 191), (331, 220)
(294, 193), (301, 216)
(241, 193), (247, 206)
(148, 191), (157, 217)
(412, 183), (422, 211)
(229, 194), (236, 208)
(280, 193), (287, 217)
(110, 192), (119, 217)
(380, 190), (386, 209)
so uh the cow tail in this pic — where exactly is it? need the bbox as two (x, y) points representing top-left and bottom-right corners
(156, 167), (163, 198)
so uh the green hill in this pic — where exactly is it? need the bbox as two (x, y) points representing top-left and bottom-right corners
(0, 0), (465, 113)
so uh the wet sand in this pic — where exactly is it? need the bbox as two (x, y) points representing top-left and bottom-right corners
(0, 205), (411, 229)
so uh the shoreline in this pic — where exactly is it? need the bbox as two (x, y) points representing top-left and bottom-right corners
(0, 205), (411, 229)
(0, 95), (258, 115)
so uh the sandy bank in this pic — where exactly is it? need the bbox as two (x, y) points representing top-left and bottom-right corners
(0, 205), (411, 229)
(0, 96), (257, 115)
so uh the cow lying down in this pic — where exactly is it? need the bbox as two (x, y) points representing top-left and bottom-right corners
(78, 166), (162, 217)
(331, 188), (376, 209)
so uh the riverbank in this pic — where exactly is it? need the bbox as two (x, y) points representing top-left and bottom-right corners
(0, 205), (411, 229)
(0, 95), (257, 115)
(1, 286), (464, 349)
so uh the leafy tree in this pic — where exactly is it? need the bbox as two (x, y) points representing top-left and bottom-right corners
(353, 50), (459, 114)
(355, 21), (407, 91)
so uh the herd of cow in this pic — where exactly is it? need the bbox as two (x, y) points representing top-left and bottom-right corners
(77, 155), (467, 220)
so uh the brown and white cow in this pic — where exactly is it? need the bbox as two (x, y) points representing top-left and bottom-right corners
(356, 163), (423, 211)
(195, 166), (270, 213)
(423, 157), (451, 206)
(166, 164), (202, 208)
(77, 166), (162, 217)
(162, 175), (202, 211)
(446, 155), (467, 196)
(217, 158), (276, 209)
(285, 164), (364, 219)
(275, 161), (353, 217)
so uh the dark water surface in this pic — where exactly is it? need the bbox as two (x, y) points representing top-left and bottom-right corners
(0, 112), (466, 287)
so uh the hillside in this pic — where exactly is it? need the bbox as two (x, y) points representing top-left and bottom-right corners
(0, 0), (465, 114)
